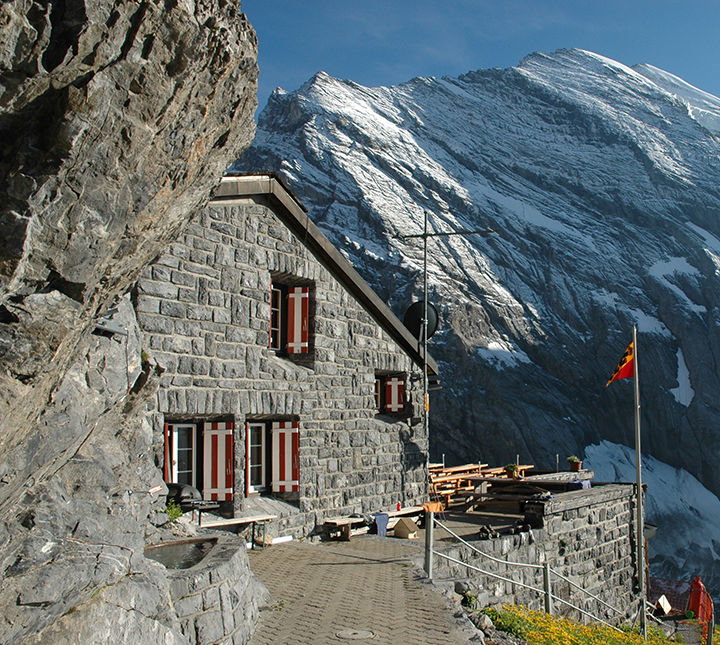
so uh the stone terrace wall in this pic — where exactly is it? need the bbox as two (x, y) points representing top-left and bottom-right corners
(136, 195), (428, 533)
(429, 484), (640, 623)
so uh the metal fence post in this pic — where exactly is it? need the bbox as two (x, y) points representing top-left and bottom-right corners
(708, 613), (714, 645)
(543, 563), (553, 614)
(424, 511), (434, 580)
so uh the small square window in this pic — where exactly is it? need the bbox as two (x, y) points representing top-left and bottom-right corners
(375, 374), (406, 414)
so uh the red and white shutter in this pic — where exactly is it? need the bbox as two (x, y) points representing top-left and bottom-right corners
(271, 421), (300, 493)
(163, 422), (171, 482)
(384, 377), (405, 413)
(286, 286), (309, 354)
(203, 422), (234, 501)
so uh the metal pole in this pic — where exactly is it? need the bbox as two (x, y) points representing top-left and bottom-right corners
(708, 614), (714, 645)
(543, 562), (553, 614)
(423, 211), (429, 454)
(424, 511), (434, 580)
(633, 324), (647, 639)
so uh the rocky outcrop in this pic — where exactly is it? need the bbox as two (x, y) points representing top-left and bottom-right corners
(0, 0), (259, 641)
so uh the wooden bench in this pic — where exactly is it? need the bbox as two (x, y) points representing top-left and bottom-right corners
(199, 513), (277, 549)
(382, 505), (424, 530)
(324, 516), (370, 540)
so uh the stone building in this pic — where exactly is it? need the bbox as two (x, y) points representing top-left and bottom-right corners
(136, 173), (437, 536)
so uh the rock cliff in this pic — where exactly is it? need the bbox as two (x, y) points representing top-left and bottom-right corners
(0, 0), (260, 641)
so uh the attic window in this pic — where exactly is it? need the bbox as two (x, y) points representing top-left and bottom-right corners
(269, 277), (312, 356)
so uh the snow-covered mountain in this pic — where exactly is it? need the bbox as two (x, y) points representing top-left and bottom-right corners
(235, 48), (720, 588)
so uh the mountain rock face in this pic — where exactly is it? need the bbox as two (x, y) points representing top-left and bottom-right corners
(0, 0), (260, 641)
(236, 49), (720, 586)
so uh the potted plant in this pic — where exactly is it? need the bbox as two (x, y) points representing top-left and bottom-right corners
(504, 463), (520, 479)
(567, 455), (583, 472)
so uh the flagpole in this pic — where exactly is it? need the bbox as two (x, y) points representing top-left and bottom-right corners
(633, 324), (647, 639)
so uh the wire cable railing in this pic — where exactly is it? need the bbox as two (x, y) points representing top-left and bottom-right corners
(426, 514), (643, 635)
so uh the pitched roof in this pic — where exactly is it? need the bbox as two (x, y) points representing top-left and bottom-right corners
(213, 173), (438, 375)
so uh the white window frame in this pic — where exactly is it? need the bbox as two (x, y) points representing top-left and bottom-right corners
(247, 422), (268, 493)
(269, 285), (283, 350)
(171, 423), (197, 488)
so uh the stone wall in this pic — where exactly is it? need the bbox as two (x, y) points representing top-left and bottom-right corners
(428, 484), (640, 623)
(136, 193), (428, 532)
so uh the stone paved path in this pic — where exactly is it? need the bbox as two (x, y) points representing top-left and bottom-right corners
(248, 535), (477, 644)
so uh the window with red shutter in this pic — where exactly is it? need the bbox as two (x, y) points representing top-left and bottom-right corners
(244, 420), (300, 499)
(374, 374), (407, 414)
(269, 279), (312, 357)
(202, 421), (234, 502)
(163, 420), (235, 503)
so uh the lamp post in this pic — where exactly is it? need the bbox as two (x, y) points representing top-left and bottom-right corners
(397, 210), (494, 461)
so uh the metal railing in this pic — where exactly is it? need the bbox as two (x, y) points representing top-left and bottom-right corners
(424, 513), (644, 635)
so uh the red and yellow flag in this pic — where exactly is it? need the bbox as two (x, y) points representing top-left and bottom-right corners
(606, 341), (635, 386)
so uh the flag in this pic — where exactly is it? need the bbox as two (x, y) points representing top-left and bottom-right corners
(606, 341), (635, 386)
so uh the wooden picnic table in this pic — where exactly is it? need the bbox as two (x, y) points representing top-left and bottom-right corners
(431, 472), (482, 485)
(428, 463), (535, 509)
(472, 464), (535, 478)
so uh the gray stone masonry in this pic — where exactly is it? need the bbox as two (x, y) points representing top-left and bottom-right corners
(137, 195), (428, 535)
(431, 484), (641, 625)
(163, 533), (270, 644)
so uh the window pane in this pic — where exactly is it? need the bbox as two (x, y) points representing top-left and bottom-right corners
(177, 448), (192, 472)
(176, 427), (193, 449)
(177, 471), (193, 486)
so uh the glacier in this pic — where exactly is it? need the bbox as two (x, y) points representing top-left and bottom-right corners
(235, 47), (720, 590)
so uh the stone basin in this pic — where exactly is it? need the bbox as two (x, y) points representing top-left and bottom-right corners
(144, 537), (218, 570)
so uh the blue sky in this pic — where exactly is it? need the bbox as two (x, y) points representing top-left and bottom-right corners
(243, 1), (720, 113)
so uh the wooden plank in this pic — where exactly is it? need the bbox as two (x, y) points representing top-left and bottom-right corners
(433, 463), (487, 475)
(201, 513), (276, 527)
(324, 516), (366, 526)
(384, 505), (423, 518)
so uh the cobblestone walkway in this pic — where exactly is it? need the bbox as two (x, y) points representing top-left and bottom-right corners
(248, 535), (476, 644)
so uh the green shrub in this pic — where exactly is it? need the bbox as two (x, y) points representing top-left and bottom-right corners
(165, 500), (183, 521)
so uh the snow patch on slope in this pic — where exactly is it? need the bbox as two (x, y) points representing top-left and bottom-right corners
(476, 339), (532, 368)
(648, 257), (706, 315)
(687, 223), (720, 277)
(670, 349), (694, 406)
(584, 441), (720, 581)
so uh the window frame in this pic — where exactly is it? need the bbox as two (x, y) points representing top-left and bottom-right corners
(268, 278), (313, 358)
(374, 373), (407, 415)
